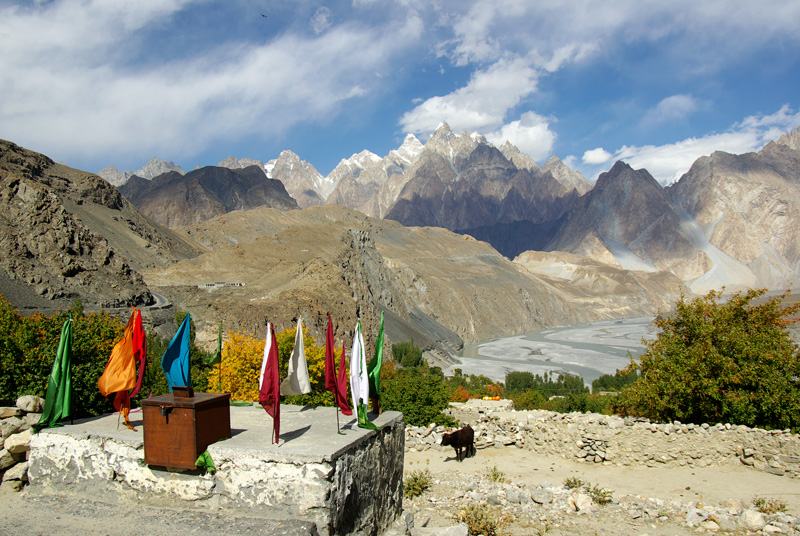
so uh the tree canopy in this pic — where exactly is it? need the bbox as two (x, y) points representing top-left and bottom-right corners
(615, 289), (800, 430)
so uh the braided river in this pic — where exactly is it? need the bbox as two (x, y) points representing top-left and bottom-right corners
(446, 317), (657, 385)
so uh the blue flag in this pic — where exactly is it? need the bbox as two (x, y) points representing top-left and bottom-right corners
(161, 313), (192, 391)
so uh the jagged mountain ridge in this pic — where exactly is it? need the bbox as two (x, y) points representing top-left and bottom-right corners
(118, 165), (298, 228)
(545, 129), (800, 293)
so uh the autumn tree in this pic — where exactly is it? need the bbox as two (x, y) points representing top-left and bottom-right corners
(615, 289), (800, 429)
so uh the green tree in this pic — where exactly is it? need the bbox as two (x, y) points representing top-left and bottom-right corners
(505, 371), (535, 393)
(615, 289), (800, 429)
(381, 367), (456, 426)
(393, 341), (423, 368)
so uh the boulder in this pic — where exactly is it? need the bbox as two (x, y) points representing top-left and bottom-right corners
(16, 395), (44, 413)
(2, 460), (27, 482)
(0, 407), (21, 419)
(739, 510), (766, 531)
(4, 429), (31, 455)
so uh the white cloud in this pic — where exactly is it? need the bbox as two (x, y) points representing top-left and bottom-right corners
(582, 148), (612, 165)
(593, 105), (800, 184)
(0, 0), (424, 166)
(399, 55), (539, 136)
(643, 94), (698, 124)
(311, 6), (333, 34)
(485, 112), (556, 163)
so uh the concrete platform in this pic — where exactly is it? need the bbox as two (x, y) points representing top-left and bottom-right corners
(29, 404), (404, 536)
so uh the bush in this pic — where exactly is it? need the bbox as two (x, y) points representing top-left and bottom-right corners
(592, 369), (638, 394)
(404, 468), (432, 498)
(0, 296), (124, 418)
(509, 389), (546, 410)
(615, 289), (800, 429)
(393, 341), (423, 368)
(381, 367), (456, 426)
(458, 505), (506, 536)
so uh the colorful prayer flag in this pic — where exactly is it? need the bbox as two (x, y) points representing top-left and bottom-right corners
(350, 320), (376, 429)
(366, 311), (384, 401)
(35, 316), (73, 430)
(280, 318), (311, 396)
(336, 340), (353, 416)
(161, 313), (192, 391)
(259, 322), (280, 443)
(208, 321), (222, 366)
(98, 309), (146, 429)
(324, 314), (336, 392)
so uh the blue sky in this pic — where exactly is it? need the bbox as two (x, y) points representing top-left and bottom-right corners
(2, 0), (800, 185)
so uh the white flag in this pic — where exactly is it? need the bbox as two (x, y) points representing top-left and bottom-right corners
(280, 318), (312, 396)
(349, 320), (369, 410)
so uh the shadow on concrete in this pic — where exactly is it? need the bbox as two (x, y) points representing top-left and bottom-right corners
(279, 425), (311, 443)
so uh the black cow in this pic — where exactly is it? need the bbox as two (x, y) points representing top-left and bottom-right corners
(441, 425), (476, 461)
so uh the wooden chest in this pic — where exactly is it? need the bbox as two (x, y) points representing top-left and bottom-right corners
(141, 392), (231, 469)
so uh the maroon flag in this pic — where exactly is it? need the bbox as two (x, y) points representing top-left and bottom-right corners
(324, 314), (336, 392)
(336, 340), (353, 416)
(259, 323), (280, 443)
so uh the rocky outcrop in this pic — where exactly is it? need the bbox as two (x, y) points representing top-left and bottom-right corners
(0, 140), (162, 307)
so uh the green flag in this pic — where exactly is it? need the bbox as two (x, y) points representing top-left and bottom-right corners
(208, 321), (222, 365)
(35, 317), (73, 431)
(366, 311), (384, 400)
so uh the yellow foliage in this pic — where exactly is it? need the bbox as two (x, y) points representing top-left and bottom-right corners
(208, 327), (334, 404)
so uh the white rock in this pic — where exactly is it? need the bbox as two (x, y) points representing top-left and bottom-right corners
(0, 449), (15, 471)
(2, 461), (28, 482)
(16, 395), (44, 413)
(4, 429), (31, 455)
(571, 492), (594, 512)
(739, 509), (766, 531)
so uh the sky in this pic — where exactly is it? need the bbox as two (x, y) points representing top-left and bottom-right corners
(2, 1), (800, 185)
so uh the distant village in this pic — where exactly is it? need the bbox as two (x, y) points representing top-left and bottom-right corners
(200, 282), (246, 290)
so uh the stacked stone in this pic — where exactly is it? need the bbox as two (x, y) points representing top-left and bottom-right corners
(406, 405), (800, 478)
(576, 437), (608, 463)
(0, 395), (43, 491)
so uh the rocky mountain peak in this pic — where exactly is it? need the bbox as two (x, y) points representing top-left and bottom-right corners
(97, 166), (134, 186)
(267, 150), (328, 207)
(218, 156), (266, 172)
(393, 134), (424, 164)
(775, 126), (800, 151)
(134, 157), (185, 180)
(499, 141), (539, 172)
(542, 155), (593, 195)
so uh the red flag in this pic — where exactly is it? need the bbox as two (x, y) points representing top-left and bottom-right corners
(324, 314), (336, 392)
(336, 340), (353, 416)
(259, 323), (280, 443)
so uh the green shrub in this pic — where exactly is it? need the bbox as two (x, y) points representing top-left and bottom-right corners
(615, 289), (800, 429)
(381, 367), (456, 426)
(563, 476), (586, 489)
(393, 341), (423, 368)
(404, 468), (432, 498)
(484, 465), (507, 483)
(458, 505), (505, 536)
(753, 496), (787, 514)
(509, 389), (547, 410)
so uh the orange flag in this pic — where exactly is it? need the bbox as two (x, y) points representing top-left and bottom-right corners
(98, 309), (145, 430)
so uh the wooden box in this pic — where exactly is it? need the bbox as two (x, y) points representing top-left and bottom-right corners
(141, 392), (231, 469)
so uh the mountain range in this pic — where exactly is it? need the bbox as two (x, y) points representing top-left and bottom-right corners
(2, 123), (799, 359)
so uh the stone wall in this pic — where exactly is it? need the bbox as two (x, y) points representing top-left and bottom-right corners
(0, 396), (42, 491)
(406, 401), (800, 478)
(26, 406), (404, 536)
